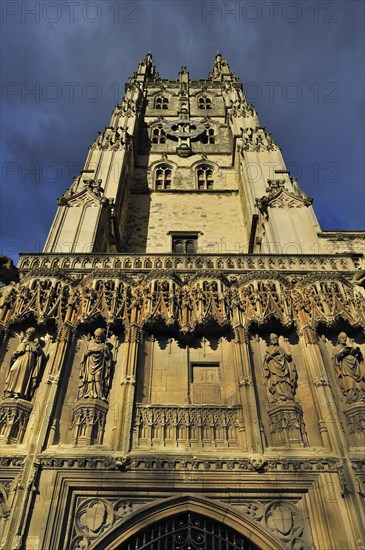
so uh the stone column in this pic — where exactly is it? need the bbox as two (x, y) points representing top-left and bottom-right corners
(3, 320), (74, 550)
(298, 322), (344, 452)
(233, 324), (264, 453)
(114, 321), (141, 454)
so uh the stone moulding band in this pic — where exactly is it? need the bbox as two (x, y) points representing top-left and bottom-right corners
(18, 252), (363, 274)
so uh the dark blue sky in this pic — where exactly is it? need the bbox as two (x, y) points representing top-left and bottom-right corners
(1, 0), (364, 263)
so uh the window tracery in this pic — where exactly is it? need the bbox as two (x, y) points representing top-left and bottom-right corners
(201, 125), (215, 144)
(154, 164), (172, 189)
(196, 164), (214, 189)
(198, 96), (212, 110)
(155, 96), (168, 110)
(151, 124), (166, 144)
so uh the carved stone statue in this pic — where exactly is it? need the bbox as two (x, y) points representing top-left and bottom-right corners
(0, 255), (19, 284)
(78, 328), (112, 401)
(332, 332), (365, 403)
(4, 327), (43, 400)
(263, 333), (298, 403)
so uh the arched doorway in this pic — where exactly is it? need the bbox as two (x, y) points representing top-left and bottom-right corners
(120, 511), (261, 549)
(90, 496), (286, 550)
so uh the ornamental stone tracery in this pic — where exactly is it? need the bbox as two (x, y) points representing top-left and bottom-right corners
(1, 271), (363, 335)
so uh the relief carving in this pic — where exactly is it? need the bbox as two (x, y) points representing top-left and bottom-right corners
(234, 499), (307, 549)
(77, 498), (113, 538)
(71, 497), (134, 550)
(265, 501), (305, 548)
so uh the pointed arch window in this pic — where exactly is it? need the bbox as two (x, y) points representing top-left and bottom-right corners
(198, 96), (212, 110)
(196, 164), (214, 190)
(155, 164), (172, 189)
(155, 96), (169, 110)
(151, 124), (166, 144)
(201, 125), (215, 144)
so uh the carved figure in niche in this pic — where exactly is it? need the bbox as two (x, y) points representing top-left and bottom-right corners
(263, 333), (297, 403)
(78, 328), (112, 401)
(4, 327), (43, 400)
(332, 332), (365, 403)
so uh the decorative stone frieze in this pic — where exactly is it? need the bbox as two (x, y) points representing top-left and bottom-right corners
(268, 403), (308, 448)
(344, 402), (365, 447)
(133, 405), (242, 449)
(2, 269), (364, 340)
(0, 399), (33, 444)
(33, 455), (340, 473)
(70, 400), (108, 446)
(17, 252), (362, 274)
(241, 126), (279, 152)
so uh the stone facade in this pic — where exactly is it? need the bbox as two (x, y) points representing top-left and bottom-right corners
(0, 53), (364, 550)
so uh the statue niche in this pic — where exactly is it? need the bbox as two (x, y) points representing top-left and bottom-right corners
(78, 328), (112, 402)
(332, 331), (365, 404)
(263, 333), (298, 403)
(70, 328), (114, 446)
(262, 333), (307, 447)
(4, 327), (44, 401)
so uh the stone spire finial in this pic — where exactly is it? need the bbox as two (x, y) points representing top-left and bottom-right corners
(209, 52), (235, 81)
(136, 52), (156, 79)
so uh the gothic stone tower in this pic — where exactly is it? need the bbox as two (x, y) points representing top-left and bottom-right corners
(0, 54), (365, 550)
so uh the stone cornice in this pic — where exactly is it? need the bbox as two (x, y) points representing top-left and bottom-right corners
(18, 253), (364, 276)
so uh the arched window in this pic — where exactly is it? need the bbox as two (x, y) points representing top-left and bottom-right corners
(196, 164), (214, 190)
(198, 96), (212, 110)
(155, 96), (169, 110)
(201, 125), (215, 144)
(151, 124), (166, 144)
(155, 164), (172, 189)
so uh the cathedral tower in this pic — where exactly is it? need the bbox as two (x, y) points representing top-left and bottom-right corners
(0, 54), (364, 550)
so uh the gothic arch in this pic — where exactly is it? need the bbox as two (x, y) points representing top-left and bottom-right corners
(189, 158), (220, 173)
(89, 495), (286, 550)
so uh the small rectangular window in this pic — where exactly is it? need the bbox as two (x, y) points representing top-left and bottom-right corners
(172, 235), (198, 254)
